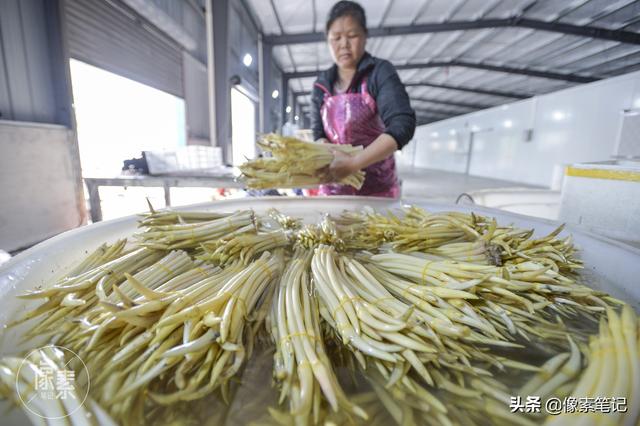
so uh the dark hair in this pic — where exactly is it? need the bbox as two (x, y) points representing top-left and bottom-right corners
(326, 1), (367, 34)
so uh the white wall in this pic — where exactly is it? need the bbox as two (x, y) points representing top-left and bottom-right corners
(0, 121), (85, 251)
(405, 70), (640, 187)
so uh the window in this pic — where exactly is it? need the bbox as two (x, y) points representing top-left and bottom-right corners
(70, 59), (186, 176)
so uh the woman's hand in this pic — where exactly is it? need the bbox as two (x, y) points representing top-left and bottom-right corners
(329, 150), (360, 181)
(313, 139), (337, 182)
(314, 134), (398, 183)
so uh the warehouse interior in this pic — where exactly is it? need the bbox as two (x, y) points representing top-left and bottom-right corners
(1, 0), (639, 252)
(0, 0), (637, 256)
(1, 1), (640, 424)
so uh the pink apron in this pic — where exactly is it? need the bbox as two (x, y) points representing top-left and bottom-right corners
(315, 75), (399, 198)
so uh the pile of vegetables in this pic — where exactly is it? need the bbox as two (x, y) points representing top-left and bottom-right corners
(239, 134), (365, 190)
(0, 205), (638, 426)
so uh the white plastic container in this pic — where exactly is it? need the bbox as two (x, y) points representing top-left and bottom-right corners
(559, 160), (640, 246)
(1, 197), (638, 425)
(465, 188), (561, 220)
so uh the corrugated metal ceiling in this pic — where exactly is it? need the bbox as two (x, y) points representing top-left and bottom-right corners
(245, 0), (640, 124)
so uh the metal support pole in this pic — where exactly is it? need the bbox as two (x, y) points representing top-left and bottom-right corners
(163, 182), (172, 207)
(292, 95), (298, 124)
(205, 0), (217, 147)
(207, 0), (231, 163)
(259, 37), (274, 133)
(258, 35), (265, 134)
(50, 0), (89, 224)
(86, 181), (102, 223)
(465, 131), (475, 175)
(281, 76), (289, 132)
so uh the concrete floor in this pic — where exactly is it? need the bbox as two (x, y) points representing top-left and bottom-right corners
(399, 166), (542, 204)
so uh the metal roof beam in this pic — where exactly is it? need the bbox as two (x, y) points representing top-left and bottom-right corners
(263, 17), (640, 46)
(410, 96), (489, 110)
(284, 71), (322, 80)
(416, 112), (450, 119)
(517, 17), (640, 44)
(294, 91), (489, 111)
(284, 60), (594, 83)
(291, 82), (528, 100)
(413, 107), (453, 117)
(265, 18), (511, 44)
(415, 114), (451, 124)
(415, 110), (464, 119)
(295, 91), (496, 110)
(396, 61), (596, 83)
(405, 82), (529, 99)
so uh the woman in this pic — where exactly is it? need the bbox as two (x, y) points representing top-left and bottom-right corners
(311, 1), (416, 198)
